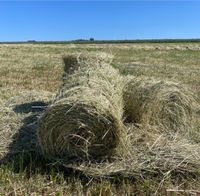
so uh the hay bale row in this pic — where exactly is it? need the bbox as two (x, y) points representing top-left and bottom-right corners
(37, 52), (199, 179)
(123, 77), (196, 135)
(37, 53), (125, 161)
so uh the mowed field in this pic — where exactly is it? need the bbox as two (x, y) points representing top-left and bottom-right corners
(0, 43), (200, 195)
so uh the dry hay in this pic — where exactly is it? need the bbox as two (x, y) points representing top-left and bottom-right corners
(62, 52), (113, 75)
(37, 53), (200, 180)
(57, 62), (124, 113)
(62, 125), (200, 178)
(0, 105), (23, 159)
(37, 95), (124, 161)
(37, 53), (125, 161)
(123, 77), (196, 136)
(59, 52), (115, 98)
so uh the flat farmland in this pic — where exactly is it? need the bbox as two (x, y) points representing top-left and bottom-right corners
(0, 43), (200, 195)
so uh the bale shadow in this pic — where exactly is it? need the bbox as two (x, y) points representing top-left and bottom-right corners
(0, 100), (82, 179)
(0, 101), (48, 171)
(0, 101), (133, 184)
(1, 100), (197, 189)
(13, 101), (48, 114)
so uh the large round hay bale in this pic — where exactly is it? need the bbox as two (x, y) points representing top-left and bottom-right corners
(37, 94), (124, 161)
(37, 53), (125, 161)
(123, 78), (195, 134)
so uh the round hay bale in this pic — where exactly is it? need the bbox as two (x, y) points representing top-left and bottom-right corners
(123, 78), (195, 134)
(37, 92), (124, 161)
(38, 53), (125, 161)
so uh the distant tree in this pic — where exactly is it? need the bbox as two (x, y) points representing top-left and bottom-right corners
(27, 40), (36, 43)
(74, 39), (86, 42)
(90, 38), (94, 41)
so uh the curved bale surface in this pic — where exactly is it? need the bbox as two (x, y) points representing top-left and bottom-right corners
(58, 52), (116, 102)
(37, 94), (123, 160)
(123, 78), (195, 134)
(38, 53), (125, 161)
(56, 53), (124, 119)
(58, 65), (124, 113)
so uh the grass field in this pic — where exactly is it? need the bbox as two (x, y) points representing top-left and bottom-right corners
(0, 43), (200, 195)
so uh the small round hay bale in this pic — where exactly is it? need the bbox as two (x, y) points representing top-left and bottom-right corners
(123, 78), (195, 133)
(37, 95), (123, 161)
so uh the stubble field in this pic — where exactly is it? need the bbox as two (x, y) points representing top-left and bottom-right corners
(0, 42), (200, 195)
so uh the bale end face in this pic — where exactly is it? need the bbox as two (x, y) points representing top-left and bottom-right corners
(37, 101), (121, 161)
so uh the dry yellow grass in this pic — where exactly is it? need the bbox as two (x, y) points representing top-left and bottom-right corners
(0, 43), (200, 194)
(0, 90), (53, 160)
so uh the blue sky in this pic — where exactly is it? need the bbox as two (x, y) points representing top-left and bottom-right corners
(0, 1), (200, 41)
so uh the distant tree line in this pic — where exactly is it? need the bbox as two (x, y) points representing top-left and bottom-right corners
(1, 38), (200, 44)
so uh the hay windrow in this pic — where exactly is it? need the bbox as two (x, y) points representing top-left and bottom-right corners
(123, 77), (196, 136)
(0, 106), (23, 158)
(57, 53), (119, 103)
